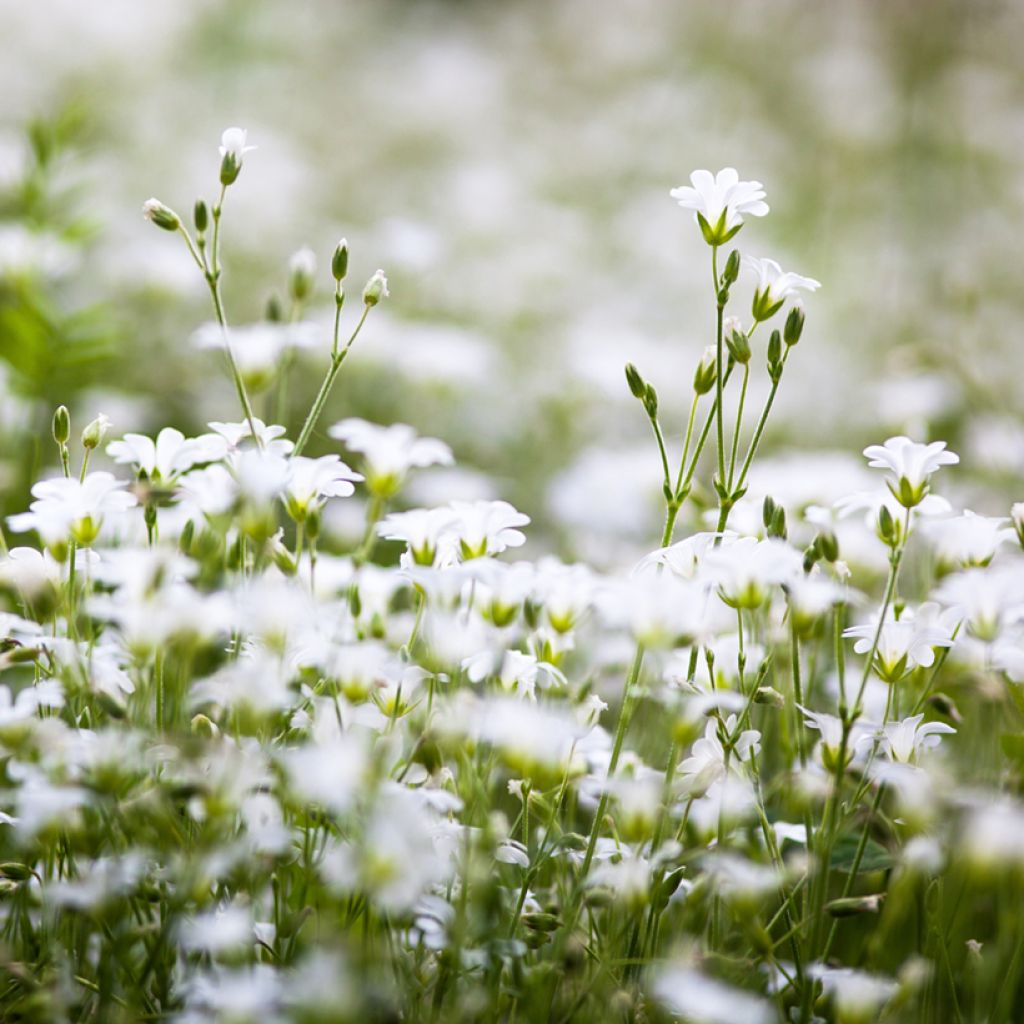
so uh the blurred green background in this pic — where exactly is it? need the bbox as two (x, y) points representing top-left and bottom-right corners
(1, 0), (1022, 558)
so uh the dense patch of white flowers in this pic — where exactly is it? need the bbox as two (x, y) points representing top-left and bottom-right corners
(0, 137), (1022, 1024)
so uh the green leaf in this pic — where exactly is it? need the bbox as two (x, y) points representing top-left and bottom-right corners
(830, 834), (894, 873)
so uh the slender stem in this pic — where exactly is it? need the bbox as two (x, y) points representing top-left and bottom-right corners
(727, 362), (749, 490)
(292, 305), (371, 457)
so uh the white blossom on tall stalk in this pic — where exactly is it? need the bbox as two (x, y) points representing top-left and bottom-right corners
(863, 435), (959, 508)
(670, 168), (769, 245)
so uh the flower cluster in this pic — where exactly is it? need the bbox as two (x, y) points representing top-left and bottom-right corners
(0, 143), (1020, 1024)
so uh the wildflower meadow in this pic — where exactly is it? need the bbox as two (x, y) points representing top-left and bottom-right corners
(2, 4), (1024, 1023)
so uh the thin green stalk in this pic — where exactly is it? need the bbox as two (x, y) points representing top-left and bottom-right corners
(292, 304), (371, 457)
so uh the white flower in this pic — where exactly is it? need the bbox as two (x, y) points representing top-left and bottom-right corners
(810, 966), (898, 1021)
(448, 499), (530, 559)
(670, 168), (769, 245)
(377, 507), (458, 566)
(922, 510), (1014, 568)
(107, 427), (226, 481)
(195, 322), (320, 391)
(208, 417), (294, 456)
(679, 716), (760, 794)
(285, 454), (362, 521)
(844, 602), (957, 682)
(703, 536), (803, 609)
(744, 255), (820, 320)
(878, 714), (955, 764)
(863, 435), (959, 508)
(8, 472), (137, 547)
(329, 418), (453, 497)
(652, 965), (774, 1024)
(219, 126), (255, 161)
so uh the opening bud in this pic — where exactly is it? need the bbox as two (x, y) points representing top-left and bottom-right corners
(288, 247), (317, 303)
(142, 198), (180, 232)
(362, 268), (389, 306)
(693, 346), (717, 395)
(81, 413), (111, 451)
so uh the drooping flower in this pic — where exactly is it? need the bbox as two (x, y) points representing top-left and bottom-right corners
(743, 255), (820, 321)
(863, 435), (959, 508)
(670, 168), (769, 245)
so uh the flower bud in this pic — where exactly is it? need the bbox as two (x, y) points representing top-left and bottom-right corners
(332, 238), (349, 281)
(784, 304), (805, 345)
(265, 294), (283, 323)
(642, 383), (658, 420)
(725, 324), (751, 364)
(754, 685), (785, 708)
(191, 713), (220, 738)
(818, 530), (840, 562)
(767, 329), (783, 381)
(288, 247), (317, 303)
(362, 268), (389, 306)
(624, 362), (646, 400)
(693, 346), (717, 395)
(193, 199), (209, 234)
(52, 405), (70, 446)
(826, 893), (885, 917)
(722, 248), (741, 285)
(142, 198), (179, 231)
(81, 414), (111, 451)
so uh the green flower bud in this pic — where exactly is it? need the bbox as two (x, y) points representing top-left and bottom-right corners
(332, 238), (349, 281)
(722, 248), (741, 285)
(784, 304), (805, 345)
(624, 362), (646, 400)
(142, 198), (180, 231)
(265, 294), (283, 323)
(725, 325), (751, 365)
(52, 405), (70, 446)
(642, 383), (658, 419)
(762, 495), (777, 530)
(818, 530), (839, 562)
(193, 199), (209, 234)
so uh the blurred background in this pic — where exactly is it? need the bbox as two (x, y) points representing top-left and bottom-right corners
(1, 0), (1022, 563)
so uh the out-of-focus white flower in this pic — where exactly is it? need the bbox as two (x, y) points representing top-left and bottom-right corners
(282, 735), (368, 817)
(377, 507), (458, 566)
(599, 575), (724, 649)
(177, 904), (253, 956)
(934, 564), (1024, 642)
(195, 322), (320, 391)
(670, 168), (769, 245)
(811, 966), (898, 1023)
(652, 964), (774, 1024)
(703, 536), (803, 609)
(863, 436), (959, 508)
(922, 510), (1015, 569)
(878, 714), (955, 764)
(329, 418), (453, 497)
(448, 499), (529, 559)
(219, 127), (255, 161)
(743, 255), (820, 321)
(8, 472), (137, 548)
